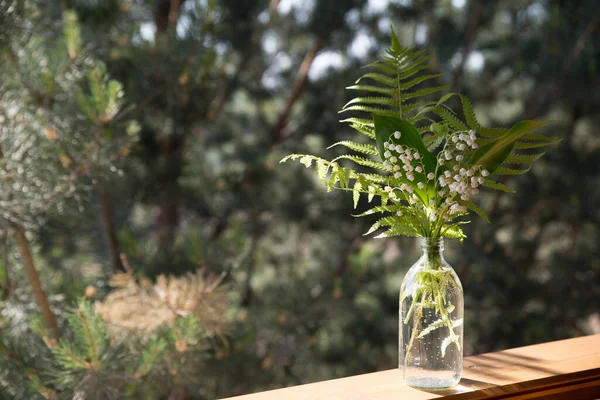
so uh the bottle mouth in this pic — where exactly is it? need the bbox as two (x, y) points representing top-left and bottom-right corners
(420, 237), (444, 252)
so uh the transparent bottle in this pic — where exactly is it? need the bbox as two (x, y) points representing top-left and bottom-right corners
(399, 237), (463, 389)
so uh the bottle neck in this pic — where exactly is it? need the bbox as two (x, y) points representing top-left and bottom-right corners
(420, 237), (445, 268)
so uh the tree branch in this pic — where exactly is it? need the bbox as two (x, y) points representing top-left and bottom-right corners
(206, 4), (279, 120)
(270, 39), (324, 145)
(97, 175), (125, 274)
(525, 10), (600, 119)
(451, 6), (482, 90)
(0, 234), (10, 299)
(12, 223), (60, 339)
(562, 10), (600, 72)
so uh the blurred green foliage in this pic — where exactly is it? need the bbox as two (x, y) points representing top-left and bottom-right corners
(1, 0), (599, 399)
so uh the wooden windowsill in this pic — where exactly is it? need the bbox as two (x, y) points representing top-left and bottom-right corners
(221, 334), (600, 399)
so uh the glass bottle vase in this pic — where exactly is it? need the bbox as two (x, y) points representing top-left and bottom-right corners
(399, 237), (463, 389)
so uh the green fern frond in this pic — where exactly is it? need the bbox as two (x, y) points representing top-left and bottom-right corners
(440, 224), (466, 241)
(346, 84), (396, 95)
(424, 132), (444, 151)
(482, 179), (515, 193)
(349, 123), (376, 139)
(403, 86), (449, 101)
(355, 72), (396, 87)
(400, 74), (442, 90)
(396, 63), (431, 80)
(327, 141), (379, 156)
(458, 200), (490, 223)
(339, 105), (398, 117)
(365, 216), (398, 235)
(427, 106), (469, 131)
(343, 96), (397, 108)
(375, 224), (420, 238)
(504, 152), (545, 164)
(364, 61), (396, 74)
(458, 94), (479, 128)
(332, 154), (385, 170)
(479, 137), (560, 149)
(513, 139), (561, 149)
(353, 204), (404, 217)
(340, 117), (375, 127)
(403, 101), (439, 116)
(494, 166), (531, 175)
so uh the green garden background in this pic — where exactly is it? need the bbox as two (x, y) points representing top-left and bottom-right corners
(0, 0), (599, 398)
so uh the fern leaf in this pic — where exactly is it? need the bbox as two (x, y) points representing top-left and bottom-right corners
(403, 85), (449, 101)
(339, 105), (398, 117)
(514, 139), (561, 149)
(349, 123), (376, 139)
(478, 137), (561, 149)
(441, 329), (461, 357)
(458, 94), (479, 128)
(364, 61), (396, 74)
(476, 127), (509, 138)
(522, 133), (559, 142)
(327, 141), (379, 156)
(441, 224), (466, 241)
(429, 106), (469, 131)
(331, 155), (385, 170)
(396, 63), (430, 80)
(482, 179), (515, 193)
(424, 132), (445, 151)
(494, 166), (531, 175)
(375, 224), (420, 238)
(504, 152), (545, 164)
(417, 318), (445, 338)
(459, 200), (490, 223)
(402, 101), (439, 115)
(345, 84), (396, 95)
(400, 74), (441, 90)
(352, 181), (362, 208)
(365, 216), (398, 235)
(355, 72), (396, 87)
(344, 96), (397, 108)
(353, 204), (408, 217)
(340, 117), (374, 127)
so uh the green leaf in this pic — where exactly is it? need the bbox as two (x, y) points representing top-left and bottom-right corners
(353, 204), (404, 217)
(346, 84), (396, 95)
(482, 179), (515, 193)
(400, 74), (442, 90)
(355, 72), (396, 87)
(469, 141), (515, 174)
(373, 115), (437, 173)
(339, 105), (398, 117)
(441, 224), (466, 241)
(469, 120), (551, 173)
(459, 200), (490, 223)
(63, 10), (81, 60)
(340, 117), (374, 127)
(375, 224), (420, 238)
(365, 216), (397, 235)
(390, 26), (402, 53)
(504, 152), (545, 164)
(331, 155), (385, 170)
(459, 94), (479, 128)
(353, 181), (361, 209)
(403, 85), (449, 101)
(494, 166), (531, 175)
(343, 96), (397, 108)
(327, 141), (379, 156)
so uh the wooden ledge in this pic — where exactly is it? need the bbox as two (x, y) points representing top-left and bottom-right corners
(221, 334), (600, 399)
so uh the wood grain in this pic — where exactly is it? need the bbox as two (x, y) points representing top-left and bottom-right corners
(220, 334), (600, 400)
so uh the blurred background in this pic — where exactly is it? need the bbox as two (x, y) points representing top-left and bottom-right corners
(0, 0), (599, 399)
